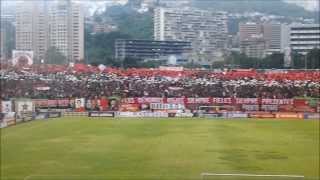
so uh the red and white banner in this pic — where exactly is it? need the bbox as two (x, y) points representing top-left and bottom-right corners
(261, 99), (293, 105)
(150, 103), (185, 110)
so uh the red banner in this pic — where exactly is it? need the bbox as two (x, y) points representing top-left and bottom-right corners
(121, 97), (297, 105)
(261, 99), (293, 105)
(212, 98), (232, 104)
(235, 98), (258, 104)
(136, 97), (163, 104)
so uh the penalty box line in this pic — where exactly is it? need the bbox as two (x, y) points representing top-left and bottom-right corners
(201, 173), (305, 179)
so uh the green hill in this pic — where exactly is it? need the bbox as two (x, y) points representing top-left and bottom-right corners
(191, 0), (318, 19)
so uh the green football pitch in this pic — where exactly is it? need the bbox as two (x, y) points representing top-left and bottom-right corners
(1, 117), (319, 180)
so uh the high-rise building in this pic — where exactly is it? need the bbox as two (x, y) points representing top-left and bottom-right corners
(15, 0), (84, 63)
(15, 1), (48, 61)
(0, 28), (6, 60)
(263, 23), (281, 52)
(290, 24), (320, 55)
(281, 24), (290, 51)
(239, 22), (263, 42)
(49, 1), (84, 62)
(240, 35), (267, 59)
(154, 7), (228, 62)
(239, 22), (291, 57)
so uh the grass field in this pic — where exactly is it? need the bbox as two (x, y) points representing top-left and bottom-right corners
(1, 117), (319, 180)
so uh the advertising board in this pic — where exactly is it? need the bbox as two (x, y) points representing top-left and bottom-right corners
(89, 112), (114, 117)
(304, 113), (320, 120)
(249, 112), (275, 118)
(1, 101), (12, 113)
(275, 113), (304, 119)
(48, 112), (62, 118)
(115, 111), (168, 118)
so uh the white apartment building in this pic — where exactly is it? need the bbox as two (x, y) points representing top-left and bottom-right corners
(49, 1), (84, 62)
(15, 0), (84, 63)
(154, 7), (228, 62)
(290, 24), (320, 55)
(239, 22), (291, 57)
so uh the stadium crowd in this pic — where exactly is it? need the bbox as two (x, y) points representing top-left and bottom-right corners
(1, 64), (319, 100)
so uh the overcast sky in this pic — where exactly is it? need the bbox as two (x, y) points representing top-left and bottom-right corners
(2, 0), (319, 12)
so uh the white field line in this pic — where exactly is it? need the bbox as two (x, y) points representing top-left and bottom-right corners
(201, 173), (305, 178)
(24, 175), (107, 180)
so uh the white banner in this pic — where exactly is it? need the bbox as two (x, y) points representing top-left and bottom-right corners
(75, 98), (85, 109)
(116, 112), (168, 118)
(16, 100), (33, 113)
(1, 101), (12, 113)
(150, 103), (185, 110)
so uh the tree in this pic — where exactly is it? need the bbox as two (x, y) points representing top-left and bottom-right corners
(260, 53), (284, 69)
(291, 52), (306, 69)
(306, 48), (320, 69)
(85, 31), (132, 65)
(45, 47), (67, 64)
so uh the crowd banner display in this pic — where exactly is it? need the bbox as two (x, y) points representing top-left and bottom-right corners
(200, 113), (222, 118)
(235, 98), (259, 105)
(57, 99), (70, 107)
(186, 98), (211, 104)
(223, 112), (248, 118)
(47, 112), (62, 118)
(48, 100), (58, 107)
(99, 97), (109, 111)
(64, 112), (88, 116)
(175, 112), (194, 117)
(150, 103), (185, 110)
(33, 99), (49, 107)
(242, 105), (259, 111)
(136, 97), (164, 104)
(275, 112), (304, 119)
(1, 100), (13, 113)
(261, 105), (278, 112)
(35, 112), (48, 120)
(75, 98), (85, 112)
(248, 112), (275, 118)
(261, 99), (293, 105)
(166, 98), (185, 104)
(14, 99), (34, 121)
(88, 111), (114, 117)
(304, 113), (320, 119)
(119, 104), (140, 112)
(212, 98), (232, 104)
(115, 111), (168, 118)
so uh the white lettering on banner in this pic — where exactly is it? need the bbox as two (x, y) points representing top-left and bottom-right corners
(212, 98), (232, 104)
(262, 99), (293, 105)
(261, 105), (278, 111)
(122, 98), (135, 104)
(167, 98), (184, 104)
(242, 105), (259, 111)
(137, 98), (163, 104)
(187, 98), (211, 104)
(236, 98), (258, 104)
(150, 103), (185, 110)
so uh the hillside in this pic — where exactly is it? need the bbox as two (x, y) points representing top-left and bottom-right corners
(191, 0), (318, 19)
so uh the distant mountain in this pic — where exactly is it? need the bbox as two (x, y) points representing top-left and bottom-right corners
(191, 0), (318, 19)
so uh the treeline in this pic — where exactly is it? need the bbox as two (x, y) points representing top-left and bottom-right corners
(210, 48), (320, 69)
